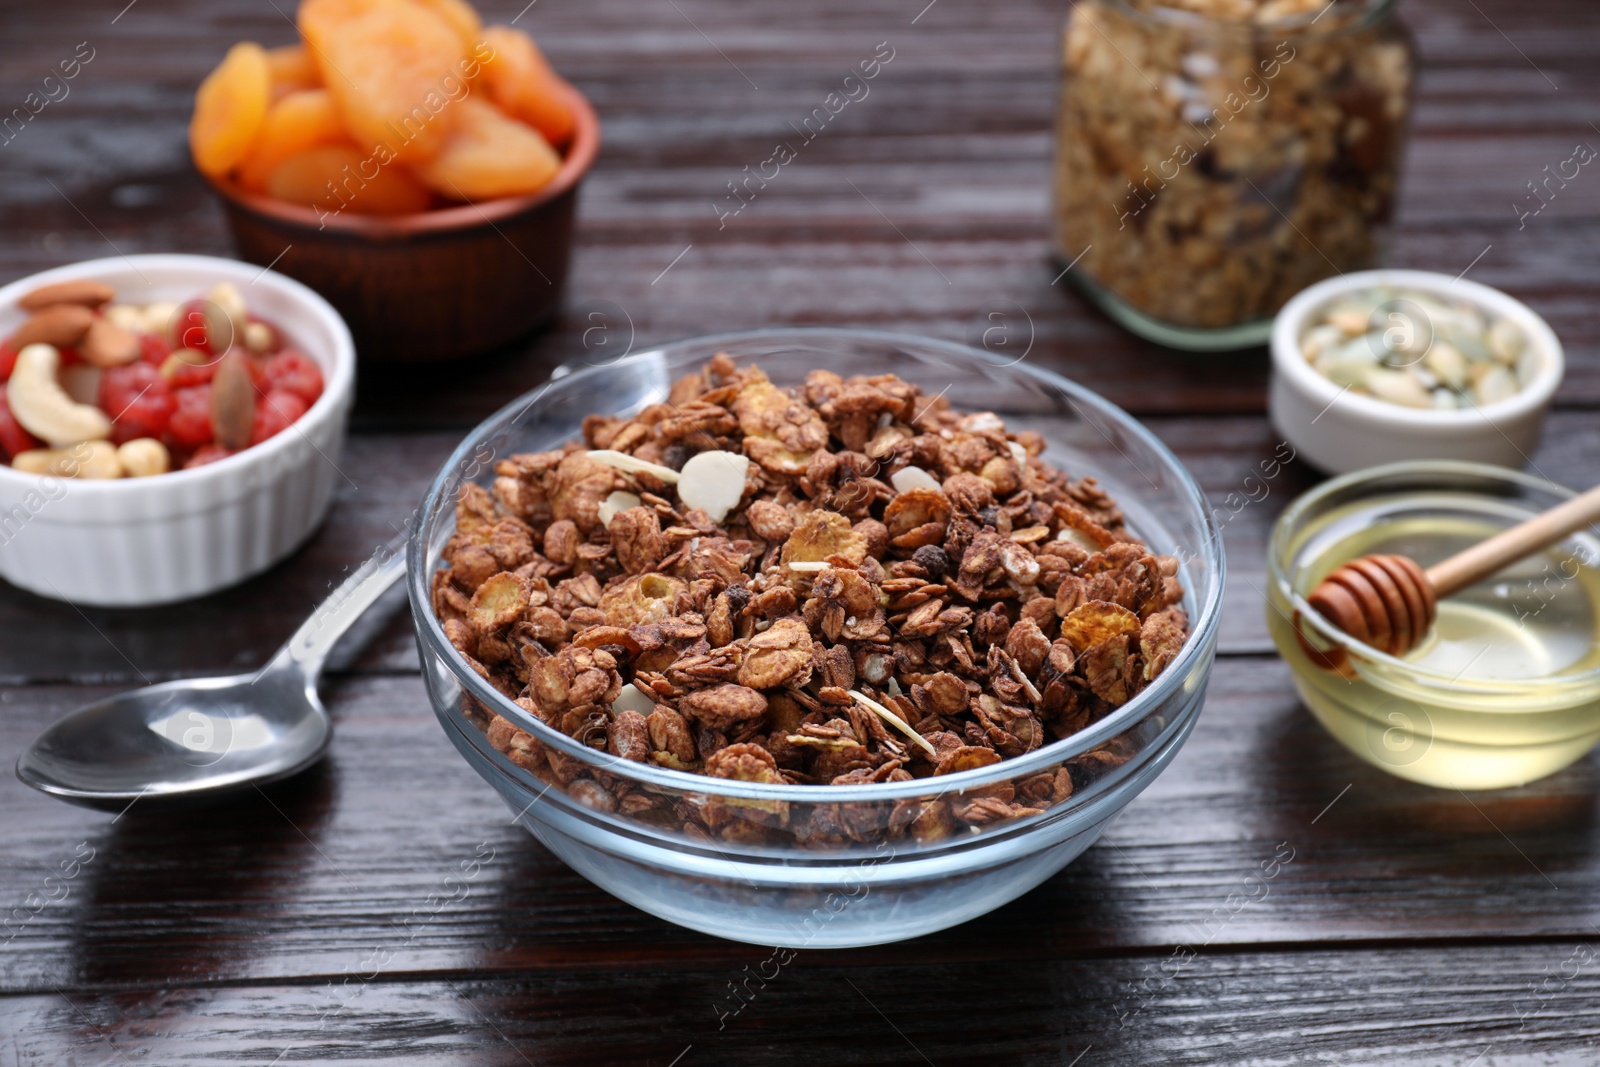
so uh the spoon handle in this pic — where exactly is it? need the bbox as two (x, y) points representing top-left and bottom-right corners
(270, 528), (411, 679)
(1423, 481), (1600, 597)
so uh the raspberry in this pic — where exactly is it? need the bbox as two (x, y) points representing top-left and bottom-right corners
(262, 349), (324, 405)
(99, 362), (176, 445)
(167, 385), (215, 450)
(173, 300), (217, 355)
(0, 341), (18, 383)
(0, 384), (43, 459)
(162, 350), (221, 389)
(139, 331), (172, 365)
(251, 389), (310, 445)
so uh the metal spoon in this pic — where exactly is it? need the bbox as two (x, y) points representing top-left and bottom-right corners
(15, 531), (409, 810)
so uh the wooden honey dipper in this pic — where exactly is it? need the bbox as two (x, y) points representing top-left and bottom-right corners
(1304, 481), (1600, 659)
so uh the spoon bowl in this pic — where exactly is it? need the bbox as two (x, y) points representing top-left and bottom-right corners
(16, 671), (332, 811)
(15, 533), (408, 810)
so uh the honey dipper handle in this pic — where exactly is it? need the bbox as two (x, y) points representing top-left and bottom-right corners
(1424, 482), (1600, 598)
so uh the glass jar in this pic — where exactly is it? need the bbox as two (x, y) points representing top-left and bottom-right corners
(1052, 0), (1416, 350)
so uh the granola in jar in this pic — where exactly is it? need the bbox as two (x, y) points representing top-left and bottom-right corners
(1052, 0), (1415, 348)
(433, 354), (1192, 833)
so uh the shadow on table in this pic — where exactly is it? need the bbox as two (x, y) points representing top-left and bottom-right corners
(1256, 696), (1600, 881)
(61, 761), (340, 989)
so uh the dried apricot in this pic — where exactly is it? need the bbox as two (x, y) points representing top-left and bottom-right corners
(413, 0), (483, 51)
(478, 25), (575, 149)
(411, 97), (560, 200)
(237, 90), (347, 191)
(265, 144), (433, 216)
(190, 42), (272, 178)
(301, 0), (467, 163)
(297, 0), (383, 51)
(266, 44), (321, 99)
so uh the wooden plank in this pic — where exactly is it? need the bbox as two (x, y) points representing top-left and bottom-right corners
(5, 658), (1598, 995)
(3, 941), (1596, 1064)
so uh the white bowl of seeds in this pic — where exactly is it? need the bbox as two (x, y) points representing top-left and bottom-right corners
(1269, 269), (1563, 475)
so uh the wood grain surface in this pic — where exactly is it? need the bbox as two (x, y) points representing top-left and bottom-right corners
(2, 0), (1598, 1061)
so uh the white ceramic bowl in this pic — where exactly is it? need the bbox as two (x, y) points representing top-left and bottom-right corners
(1269, 269), (1563, 475)
(0, 254), (354, 606)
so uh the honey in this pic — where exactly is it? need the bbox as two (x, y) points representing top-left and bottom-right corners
(1268, 467), (1600, 789)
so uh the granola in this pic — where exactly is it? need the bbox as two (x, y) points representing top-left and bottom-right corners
(1051, 0), (1414, 333)
(437, 354), (1190, 829)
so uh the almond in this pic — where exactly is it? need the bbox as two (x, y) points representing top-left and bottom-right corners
(210, 354), (256, 450)
(18, 279), (115, 312)
(81, 318), (141, 367)
(11, 304), (93, 349)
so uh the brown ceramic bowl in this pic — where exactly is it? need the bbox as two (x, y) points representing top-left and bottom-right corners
(207, 87), (599, 363)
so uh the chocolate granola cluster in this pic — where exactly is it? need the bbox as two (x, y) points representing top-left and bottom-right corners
(435, 355), (1188, 827)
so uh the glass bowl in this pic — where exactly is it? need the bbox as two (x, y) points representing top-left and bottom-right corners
(1268, 461), (1600, 790)
(406, 328), (1225, 947)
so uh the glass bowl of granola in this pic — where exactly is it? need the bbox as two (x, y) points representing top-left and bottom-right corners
(408, 329), (1224, 947)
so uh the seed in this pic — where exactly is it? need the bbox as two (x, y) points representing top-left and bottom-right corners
(211, 353), (256, 449)
(1474, 365), (1519, 406)
(1300, 323), (1346, 360)
(1487, 318), (1525, 364)
(1423, 341), (1468, 389)
(1365, 367), (1433, 408)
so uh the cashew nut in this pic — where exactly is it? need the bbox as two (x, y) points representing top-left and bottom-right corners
(103, 303), (146, 334)
(9, 447), (71, 476)
(142, 300), (180, 342)
(10, 440), (122, 479)
(117, 437), (170, 477)
(209, 282), (248, 327)
(206, 282), (248, 351)
(7, 344), (113, 446)
(244, 321), (275, 353)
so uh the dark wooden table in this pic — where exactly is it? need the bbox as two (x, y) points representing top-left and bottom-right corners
(4, 0), (1600, 1062)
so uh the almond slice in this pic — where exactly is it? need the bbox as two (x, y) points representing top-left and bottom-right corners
(586, 449), (681, 483)
(597, 490), (641, 527)
(890, 465), (943, 494)
(611, 682), (656, 716)
(676, 449), (749, 523)
(848, 689), (937, 757)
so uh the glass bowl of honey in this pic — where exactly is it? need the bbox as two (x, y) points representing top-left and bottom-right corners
(1267, 461), (1600, 789)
